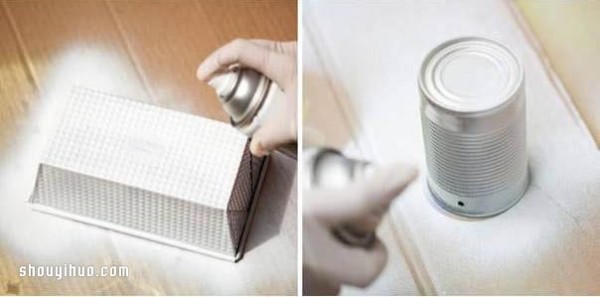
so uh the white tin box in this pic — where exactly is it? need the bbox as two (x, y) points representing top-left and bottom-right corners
(29, 87), (267, 262)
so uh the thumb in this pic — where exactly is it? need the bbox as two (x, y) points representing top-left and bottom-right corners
(249, 90), (296, 157)
(249, 119), (295, 156)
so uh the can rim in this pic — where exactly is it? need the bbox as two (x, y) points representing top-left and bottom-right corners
(419, 37), (524, 115)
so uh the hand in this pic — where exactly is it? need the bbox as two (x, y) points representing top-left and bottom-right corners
(303, 163), (418, 295)
(197, 39), (297, 156)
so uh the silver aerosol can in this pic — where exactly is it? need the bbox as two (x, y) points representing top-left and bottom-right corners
(208, 66), (296, 158)
(303, 147), (376, 247)
(419, 37), (528, 217)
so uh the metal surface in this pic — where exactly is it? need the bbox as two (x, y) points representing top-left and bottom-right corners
(28, 87), (266, 261)
(303, 147), (375, 247)
(210, 66), (297, 159)
(419, 37), (528, 217)
(213, 67), (269, 127)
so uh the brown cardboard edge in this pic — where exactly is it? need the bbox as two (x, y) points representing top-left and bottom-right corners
(233, 155), (270, 262)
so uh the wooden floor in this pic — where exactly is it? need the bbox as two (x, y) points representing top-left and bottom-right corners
(0, 0), (297, 295)
(516, 0), (600, 147)
(303, 0), (600, 294)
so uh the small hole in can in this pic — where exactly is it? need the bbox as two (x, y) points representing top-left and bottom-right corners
(458, 201), (465, 207)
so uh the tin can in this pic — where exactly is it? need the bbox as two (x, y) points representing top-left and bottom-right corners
(209, 66), (296, 158)
(419, 37), (528, 217)
(303, 147), (375, 247)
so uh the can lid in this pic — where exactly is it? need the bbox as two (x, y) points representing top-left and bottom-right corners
(420, 37), (523, 113)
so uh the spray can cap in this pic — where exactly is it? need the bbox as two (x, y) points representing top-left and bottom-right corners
(304, 147), (373, 190)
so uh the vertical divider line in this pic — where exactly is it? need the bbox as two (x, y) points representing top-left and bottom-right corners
(297, 0), (304, 294)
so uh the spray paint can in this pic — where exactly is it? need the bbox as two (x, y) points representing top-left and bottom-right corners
(303, 147), (376, 247)
(208, 66), (296, 158)
(419, 37), (528, 217)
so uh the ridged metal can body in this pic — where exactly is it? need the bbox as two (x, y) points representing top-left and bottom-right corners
(419, 37), (528, 217)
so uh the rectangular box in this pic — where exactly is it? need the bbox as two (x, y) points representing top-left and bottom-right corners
(29, 87), (266, 261)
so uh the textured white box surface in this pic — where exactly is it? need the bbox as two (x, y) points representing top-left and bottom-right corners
(29, 87), (262, 261)
(44, 87), (247, 209)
